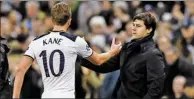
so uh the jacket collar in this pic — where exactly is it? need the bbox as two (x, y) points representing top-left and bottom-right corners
(140, 39), (155, 52)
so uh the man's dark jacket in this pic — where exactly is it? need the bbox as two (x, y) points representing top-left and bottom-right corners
(0, 37), (10, 88)
(163, 56), (194, 97)
(0, 37), (12, 98)
(81, 37), (166, 99)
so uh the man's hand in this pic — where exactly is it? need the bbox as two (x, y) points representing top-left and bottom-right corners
(86, 37), (121, 65)
(109, 37), (122, 56)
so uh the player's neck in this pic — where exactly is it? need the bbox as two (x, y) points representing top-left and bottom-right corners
(52, 25), (68, 32)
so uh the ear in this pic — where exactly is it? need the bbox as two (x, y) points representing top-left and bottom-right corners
(147, 28), (152, 35)
(65, 18), (71, 28)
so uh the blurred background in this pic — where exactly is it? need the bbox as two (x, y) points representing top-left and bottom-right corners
(0, 1), (194, 99)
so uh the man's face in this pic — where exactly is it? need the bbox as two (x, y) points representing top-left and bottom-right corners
(0, 18), (11, 38)
(125, 22), (132, 37)
(27, 5), (38, 18)
(164, 49), (177, 65)
(173, 76), (186, 94)
(113, 7), (122, 17)
(91, 24), (104, 34)
(132, 19), (150, 39)
(157, 37), (172, 52)
(181, 25), (194, 39)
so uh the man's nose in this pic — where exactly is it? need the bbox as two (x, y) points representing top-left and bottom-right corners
(132, 27), (136, 31)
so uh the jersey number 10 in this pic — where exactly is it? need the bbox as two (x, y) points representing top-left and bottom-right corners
(39, 50), (65, 77)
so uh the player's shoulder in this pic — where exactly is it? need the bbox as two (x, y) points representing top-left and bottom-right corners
(33, 33), (50, 41)
(59, 32), (78, 42)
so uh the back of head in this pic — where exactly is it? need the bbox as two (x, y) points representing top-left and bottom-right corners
(51, 2), (72, 26)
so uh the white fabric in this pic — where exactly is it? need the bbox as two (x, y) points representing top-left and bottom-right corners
(24, 32), (92, 98)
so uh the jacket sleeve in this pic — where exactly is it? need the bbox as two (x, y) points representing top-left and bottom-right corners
(0, 45), (5, 77)
(0, 52), (3, 76)
(143, 50), (166, 99)
(81, 53), (120, 73)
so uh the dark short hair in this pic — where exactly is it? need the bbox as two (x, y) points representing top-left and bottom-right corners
(51, 2), (72, 26)
(133, 13), (156, 35)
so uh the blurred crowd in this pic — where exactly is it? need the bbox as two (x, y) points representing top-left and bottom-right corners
(0, 1), (194, 99)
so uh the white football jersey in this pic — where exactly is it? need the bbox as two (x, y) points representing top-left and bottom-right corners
(24, 31), (93, 98)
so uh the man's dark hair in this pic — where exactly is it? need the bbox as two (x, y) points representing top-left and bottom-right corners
(133, 13), (156, 35)
(51, 2), (72, 26)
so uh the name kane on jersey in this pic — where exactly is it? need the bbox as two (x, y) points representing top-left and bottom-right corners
(43, 38), (63, 46)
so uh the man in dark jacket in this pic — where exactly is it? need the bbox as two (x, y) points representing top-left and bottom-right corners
(81, 13), (166, 99)
(0, 37), (12, 99)
(163, 46), (194, 98)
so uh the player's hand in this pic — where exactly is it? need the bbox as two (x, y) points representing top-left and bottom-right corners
(110, 37), (122, 56)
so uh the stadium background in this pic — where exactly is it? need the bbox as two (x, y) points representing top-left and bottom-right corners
(0, 1), (194, 99)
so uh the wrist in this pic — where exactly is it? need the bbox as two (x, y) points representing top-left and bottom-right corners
(109, 50), (115, 57)
(13, 96), (19, 98)
(13, 92), (20, 98)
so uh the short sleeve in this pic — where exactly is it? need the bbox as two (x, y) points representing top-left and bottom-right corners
(75, 37), (93, 58)
(24, 42), (35, 60)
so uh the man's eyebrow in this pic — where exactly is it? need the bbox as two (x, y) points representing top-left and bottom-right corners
(136, 24), (141, 26)
(133, 23), (141, 26)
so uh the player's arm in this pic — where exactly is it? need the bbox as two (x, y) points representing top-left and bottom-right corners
(86, 52), (114, 65)
(13, 55), (33, 98)
(76, 37), (121, 66)
(81, 52), (120, 73)
(86, 39), (121, 65)
(13, 42), (35, 98)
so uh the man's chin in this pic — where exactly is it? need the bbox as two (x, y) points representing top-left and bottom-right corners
(131, 36), (142, 40)
(131, 36), (137, 40)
